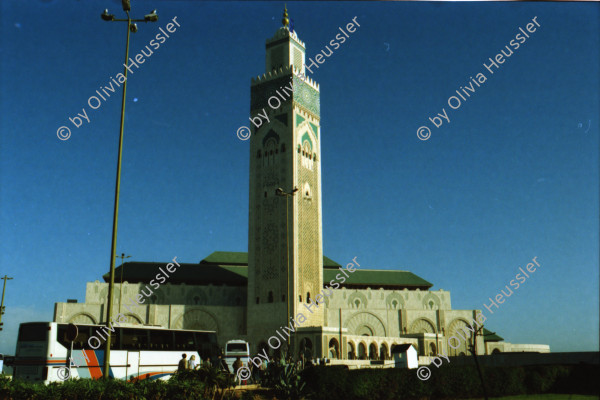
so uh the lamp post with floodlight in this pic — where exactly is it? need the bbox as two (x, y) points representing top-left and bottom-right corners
(100, 0), (158, 379)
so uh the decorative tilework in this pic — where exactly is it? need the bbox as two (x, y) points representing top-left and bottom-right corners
(309, 122), (319, 138)
(251, 76), (293, 112)
(293, 48), (303, 71)
(293, 76), (320, 117)
(251, 75), (319, 118)
(275, 113), (288, 126)
(262, 129), (280, 146)
(301, 132), (313, 151)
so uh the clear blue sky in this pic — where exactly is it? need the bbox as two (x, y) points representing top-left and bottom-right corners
(1, 1), (598, 355)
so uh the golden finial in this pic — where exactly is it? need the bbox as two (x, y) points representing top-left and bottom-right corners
(282, 4), (289, 27)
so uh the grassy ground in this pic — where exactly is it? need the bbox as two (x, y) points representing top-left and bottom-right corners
(471, 395), (600, 400)
(231, 389), (600, 400)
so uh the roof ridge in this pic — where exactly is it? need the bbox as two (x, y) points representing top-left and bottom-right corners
(352, 268), (412, 272)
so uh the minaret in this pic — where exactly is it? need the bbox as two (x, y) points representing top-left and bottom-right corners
(247, 7), (324, 355)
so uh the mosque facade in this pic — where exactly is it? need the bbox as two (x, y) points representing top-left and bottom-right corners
(54, 9), (549, 362)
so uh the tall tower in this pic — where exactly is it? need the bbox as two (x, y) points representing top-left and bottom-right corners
(247, 7), (324, 354)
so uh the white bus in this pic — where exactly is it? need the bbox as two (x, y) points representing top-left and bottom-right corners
(13, 322), (219, 383)
(224, 340), (250, 372)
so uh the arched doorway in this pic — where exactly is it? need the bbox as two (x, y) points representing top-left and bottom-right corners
(429, 342), (437, 355)
(369, 343), (378, 360)
(347, 342), (356, 360)
(299, 337), (313, 360)
(379, 343), (389, 360)
(328, 338), (340, 359)
(358, 342), (367, 360)
(447, 319), (473, 356)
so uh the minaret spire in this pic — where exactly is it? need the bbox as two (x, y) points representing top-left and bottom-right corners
(282, 5), (289, 27)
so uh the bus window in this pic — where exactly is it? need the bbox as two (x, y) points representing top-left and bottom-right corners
(57, 324), (93, 349)
(173, 331), (195, 351)
(121, 329), (148, 350)
(195, 332), (217, 346)
(209, 333), (217, 344)
(195, 332), (218, 359)
(195, 332), (211, 345)
(108, 329), (119, 350)
(18, 323), (48, 342)
(226, 343), (248, 352)
(149, 330), (173, 351)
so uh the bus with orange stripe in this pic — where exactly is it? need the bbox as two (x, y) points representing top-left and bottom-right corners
(13, 322), (219, 383)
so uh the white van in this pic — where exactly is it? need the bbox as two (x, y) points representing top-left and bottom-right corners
(224, 340), (250, 372)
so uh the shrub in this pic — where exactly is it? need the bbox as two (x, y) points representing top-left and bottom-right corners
(302, 364), (600, 400)
(0, 364), (597, 400)
(273, 364), (307, 400)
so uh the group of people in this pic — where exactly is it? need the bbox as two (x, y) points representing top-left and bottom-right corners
(176, 353), (242, 373)
(176, 351), (323, 385)
(176, 353), (200, 371)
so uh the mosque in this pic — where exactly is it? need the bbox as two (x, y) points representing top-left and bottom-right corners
(54, 8), (549, 363)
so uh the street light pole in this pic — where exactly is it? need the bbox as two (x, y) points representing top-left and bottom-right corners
(276, 187), (298, 356)
(470, 325), (489, 400)
(0, 276), (13, 331)
(100, 2), (158, 379)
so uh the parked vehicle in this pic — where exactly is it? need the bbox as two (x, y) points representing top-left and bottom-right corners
(13, 321), (219, 383)
(223, 339), (250, 372)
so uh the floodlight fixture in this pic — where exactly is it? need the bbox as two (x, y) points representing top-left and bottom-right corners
(144, 10), (158, 22)
(101, 9), (115, 21)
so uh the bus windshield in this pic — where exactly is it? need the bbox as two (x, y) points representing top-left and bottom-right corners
(18, 323), (49, 342)
(226, 343), (247, 352)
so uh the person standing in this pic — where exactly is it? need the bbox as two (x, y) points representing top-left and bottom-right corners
(177, 353), (188, 372)
(188, 354), (198, 370)
(259, 357), (267, 382)
(233, 356), (243, 375)
(217, 354), (230, 373)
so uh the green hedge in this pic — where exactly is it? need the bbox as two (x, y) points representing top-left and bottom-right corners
(0, 367), (240, 400)
(0, 377), (211, 400)
(2, 364), (598, 400)
(300, 364), (600, 400)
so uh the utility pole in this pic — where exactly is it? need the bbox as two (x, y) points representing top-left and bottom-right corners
(469, 325), (489, 400)
(116, 253), (131, 315)
(0, 275), (14, 331)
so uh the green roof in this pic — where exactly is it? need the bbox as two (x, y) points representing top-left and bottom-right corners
(483, 328), (504, 342)
(201, 251), (248, 265)
(323, 256), (341, 268)
(324, 268), (432, 289)
(103, 262), (248, 286)
(200, 252), (341, 269)
(103, 252), (433, 290)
